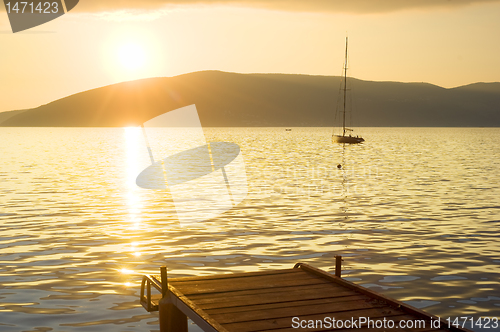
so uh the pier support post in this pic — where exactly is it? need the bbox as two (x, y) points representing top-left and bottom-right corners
(335, 255), (342, 277)
(159, 299), (188, 332)
(158, 266), (187, 332)
(161, 266), (168, 298)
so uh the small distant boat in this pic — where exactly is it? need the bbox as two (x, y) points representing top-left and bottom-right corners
(333, 37), (364, 144)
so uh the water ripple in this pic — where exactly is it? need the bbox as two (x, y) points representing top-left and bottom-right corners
(0, 127), (499, 331)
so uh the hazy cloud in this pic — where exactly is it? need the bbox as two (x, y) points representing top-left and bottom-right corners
(71, 0), (500, 13)
(89, 10), (166, 22)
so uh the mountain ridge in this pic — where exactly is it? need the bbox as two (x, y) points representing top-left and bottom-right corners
(1, 71), (499, 127)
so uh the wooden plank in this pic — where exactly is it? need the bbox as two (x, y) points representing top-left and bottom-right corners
(166, 286), (229, 332)
(211, 298), (390, 325)
(187, 281), (345, 301)
(194, 287), (358, 310)
(143, 263), (473, 332)
(171, 268), (311, 288)
(295, 264), (468, 332)
(172, 272), (330, 295)
(221, 307), (406, 332)
(204, 294), (370, 315)
(154, 268), (300, 284)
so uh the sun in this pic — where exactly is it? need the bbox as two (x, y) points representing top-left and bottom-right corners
(118, 42), (146, 71)
(103, 29), (165, 81)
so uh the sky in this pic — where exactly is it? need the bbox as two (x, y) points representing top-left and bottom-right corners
(1, 0), (500, 113)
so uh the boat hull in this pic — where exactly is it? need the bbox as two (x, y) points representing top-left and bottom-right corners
(333, 135), (364, 144)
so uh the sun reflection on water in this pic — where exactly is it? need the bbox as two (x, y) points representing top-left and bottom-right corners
(120, 268), (134, 275)
(121, 127), (148, 279)
(1, 128), (499, 331)
(123, 127), (145, 233)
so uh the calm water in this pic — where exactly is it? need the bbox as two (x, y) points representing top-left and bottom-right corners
(1, 127), (499, 332)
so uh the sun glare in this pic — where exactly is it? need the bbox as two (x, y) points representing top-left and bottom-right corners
(121, 268), (134, 275)
(118, 43), (146, 71)
(103, 28), (165, 81)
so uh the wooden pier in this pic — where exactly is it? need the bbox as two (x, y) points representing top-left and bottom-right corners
(140, 256), (471, 332)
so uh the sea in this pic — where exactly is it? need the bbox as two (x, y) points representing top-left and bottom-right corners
(0, 127), (499, 332)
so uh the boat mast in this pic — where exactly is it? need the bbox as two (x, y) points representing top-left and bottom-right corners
(343, 37), (348, 137)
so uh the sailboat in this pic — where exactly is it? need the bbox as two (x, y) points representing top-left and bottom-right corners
(333, 37), (365, 144)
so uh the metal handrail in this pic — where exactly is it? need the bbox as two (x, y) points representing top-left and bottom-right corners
(140, 274), (161, 312)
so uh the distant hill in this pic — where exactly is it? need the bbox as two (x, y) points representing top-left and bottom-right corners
(1, 71), (499, 127)
(0, 109), (27, 124)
